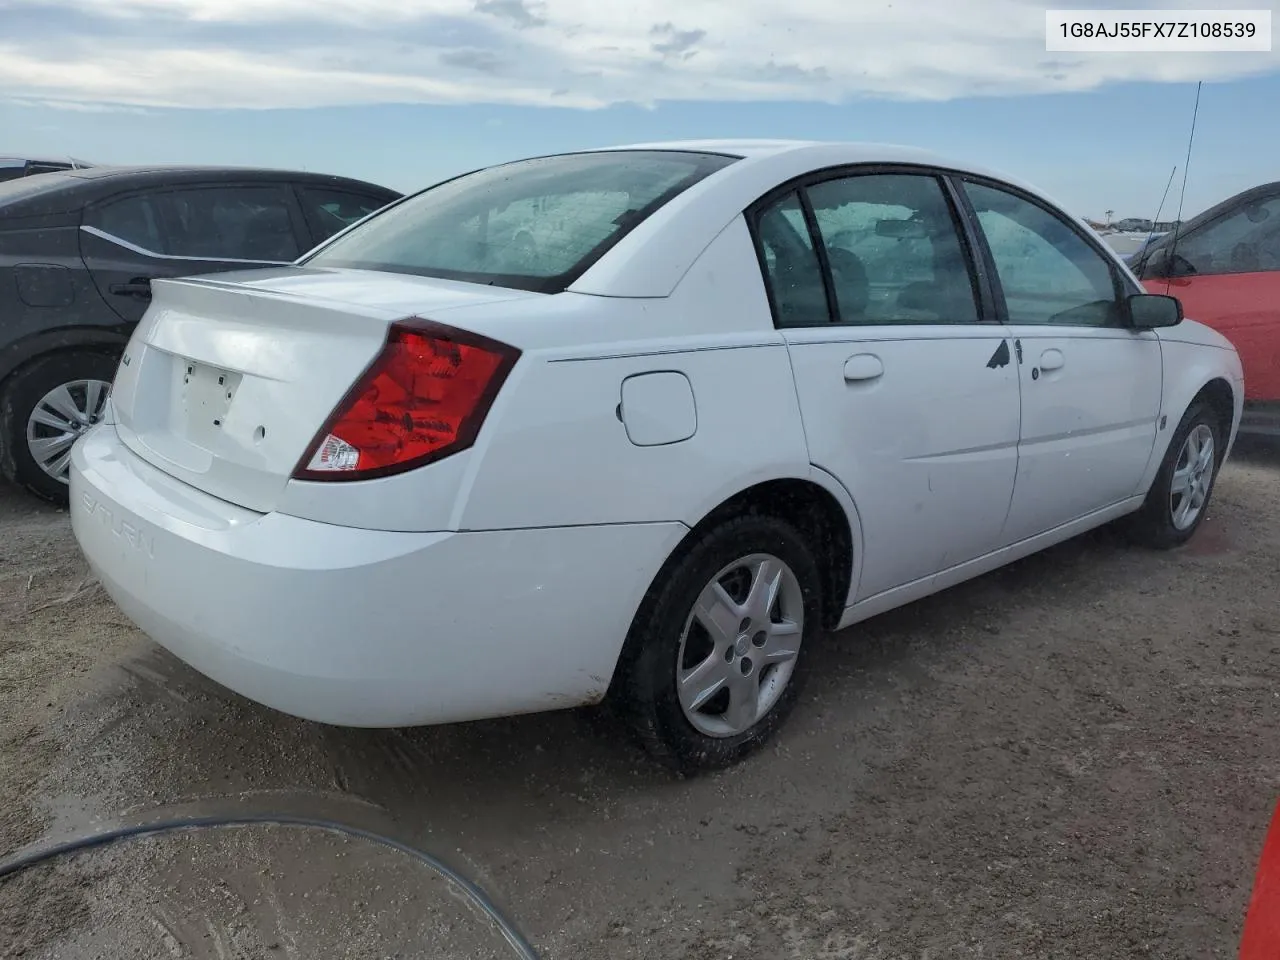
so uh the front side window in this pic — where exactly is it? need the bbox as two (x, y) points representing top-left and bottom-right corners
(1163, 195), (1280, 276)
(965, 181), (1122, 327)
(303, 150), (736, 293)
(806, 174), (979, 325)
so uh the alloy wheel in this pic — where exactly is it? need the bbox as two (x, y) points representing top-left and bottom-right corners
(25, 379), (111, 485)
(675, 553), (805, 738)
(1170, 423), (1215, 531)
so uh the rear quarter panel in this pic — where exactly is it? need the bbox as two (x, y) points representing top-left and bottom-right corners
(0, 216), (129, 385)
(277, 217), (816, 533)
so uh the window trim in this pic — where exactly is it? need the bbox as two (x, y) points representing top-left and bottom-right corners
(954, 173), (1139, 330)
(745, 162), (996, 330)
(81, 181), (313, 265)
(1141, 189), (1280, 279)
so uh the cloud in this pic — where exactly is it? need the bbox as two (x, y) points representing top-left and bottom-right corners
(650, 22), (705, 60)
(474, 0), (546, 29)
(439, 47), (507, 73)
(1, 0), (1276, 111)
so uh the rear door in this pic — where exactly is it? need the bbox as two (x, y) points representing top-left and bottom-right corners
(960, 179), (1163, 545)
(1141, 191), (1280, 402)
(79, 182), (310, 324)
(294, 183), (399, 248)
(753, 170), (1021, 601)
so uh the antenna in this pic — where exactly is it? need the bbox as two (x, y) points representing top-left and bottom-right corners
(1141, 164), (1177, 257)
(1163, 80), (1203, 293)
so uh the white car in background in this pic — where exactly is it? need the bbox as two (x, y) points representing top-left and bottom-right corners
(70, 140), (1244, 772)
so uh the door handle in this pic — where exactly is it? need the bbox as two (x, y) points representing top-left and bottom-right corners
(109, 278), (152, 300)
(1037, 348), (1064, 372)
(843, 354), (884, 382)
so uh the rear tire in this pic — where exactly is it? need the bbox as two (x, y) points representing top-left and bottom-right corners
(609, 514), (824, 774)
(0, 351), (118, 505)
(1125, 400), (1223, 549)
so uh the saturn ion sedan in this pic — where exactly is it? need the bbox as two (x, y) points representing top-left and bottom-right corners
(70, 140), (1244, 772)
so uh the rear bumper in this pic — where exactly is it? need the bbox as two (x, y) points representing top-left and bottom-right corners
(70, 425), (686, 727)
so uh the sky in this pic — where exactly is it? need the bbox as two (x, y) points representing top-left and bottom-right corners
(2, 0), (1278, 220)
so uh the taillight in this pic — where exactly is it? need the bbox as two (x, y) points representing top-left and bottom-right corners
(293, 318), (519, 482)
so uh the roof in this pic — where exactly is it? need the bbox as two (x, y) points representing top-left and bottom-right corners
(0, 154), (93, 168)
(568, 139), (1080, 298)
(62, 164), (384, 184)
(599, 139), (823, 158)
(0, 164), (401, 220)
(594, 137), (990, 169)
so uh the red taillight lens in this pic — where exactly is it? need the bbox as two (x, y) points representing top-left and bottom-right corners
(293, 319), (519, 482)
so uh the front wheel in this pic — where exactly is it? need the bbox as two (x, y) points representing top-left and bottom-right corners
(1125, 400), (1223, 549)
(609, 514), (824, 773)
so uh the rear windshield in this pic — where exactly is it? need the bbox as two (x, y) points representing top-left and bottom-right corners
(302, 150), (737, 293)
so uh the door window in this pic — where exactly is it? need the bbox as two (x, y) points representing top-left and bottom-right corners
(160, 186), (301, 261)
(806, 174), (980, 325)
(85, 195), (166, 253)
(965, 181), (1122, 327)
(1167, 195), (1280, 275)
(88, 186), (302, 262)
(298, 186), (392, 243)
(753, 191), (832, 327)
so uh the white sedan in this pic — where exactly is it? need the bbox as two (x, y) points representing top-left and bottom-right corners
(70, 140), (1244, 772)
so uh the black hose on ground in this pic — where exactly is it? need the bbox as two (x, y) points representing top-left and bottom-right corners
(0, 813), (540, 960)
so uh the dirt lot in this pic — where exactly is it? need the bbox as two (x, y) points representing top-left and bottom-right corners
(2, 439), (1279, 959)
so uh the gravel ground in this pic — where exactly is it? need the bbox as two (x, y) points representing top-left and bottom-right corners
(2, 437), (1278, 959)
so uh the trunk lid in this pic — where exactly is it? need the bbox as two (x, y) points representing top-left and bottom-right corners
(109, 266), (538, 513)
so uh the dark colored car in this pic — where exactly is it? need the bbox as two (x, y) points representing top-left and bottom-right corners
(0, 155), (95, 183)
(0, 165), (402, 502)
(1133, 181), (1280, 435)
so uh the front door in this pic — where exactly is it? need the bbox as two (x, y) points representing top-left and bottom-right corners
(752, 171), (1021, 602)
(79, 183), (308, 324)
(961, 180), (1163, 545)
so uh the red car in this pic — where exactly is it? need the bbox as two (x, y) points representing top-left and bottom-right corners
(1133, 181), (1280, 436)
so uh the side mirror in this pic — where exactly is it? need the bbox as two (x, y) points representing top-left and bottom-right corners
(1128, 292), (1183, 329)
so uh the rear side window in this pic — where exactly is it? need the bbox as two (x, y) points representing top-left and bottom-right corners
(161, 186), (301, 261)
(754, 191), (830, 327)
(304, 150), (737, 293)
(806, 174), (979, 325)
(299, 186), (392, 243)
(87, 185), (302, 262)
(86, 195), (165, 252)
